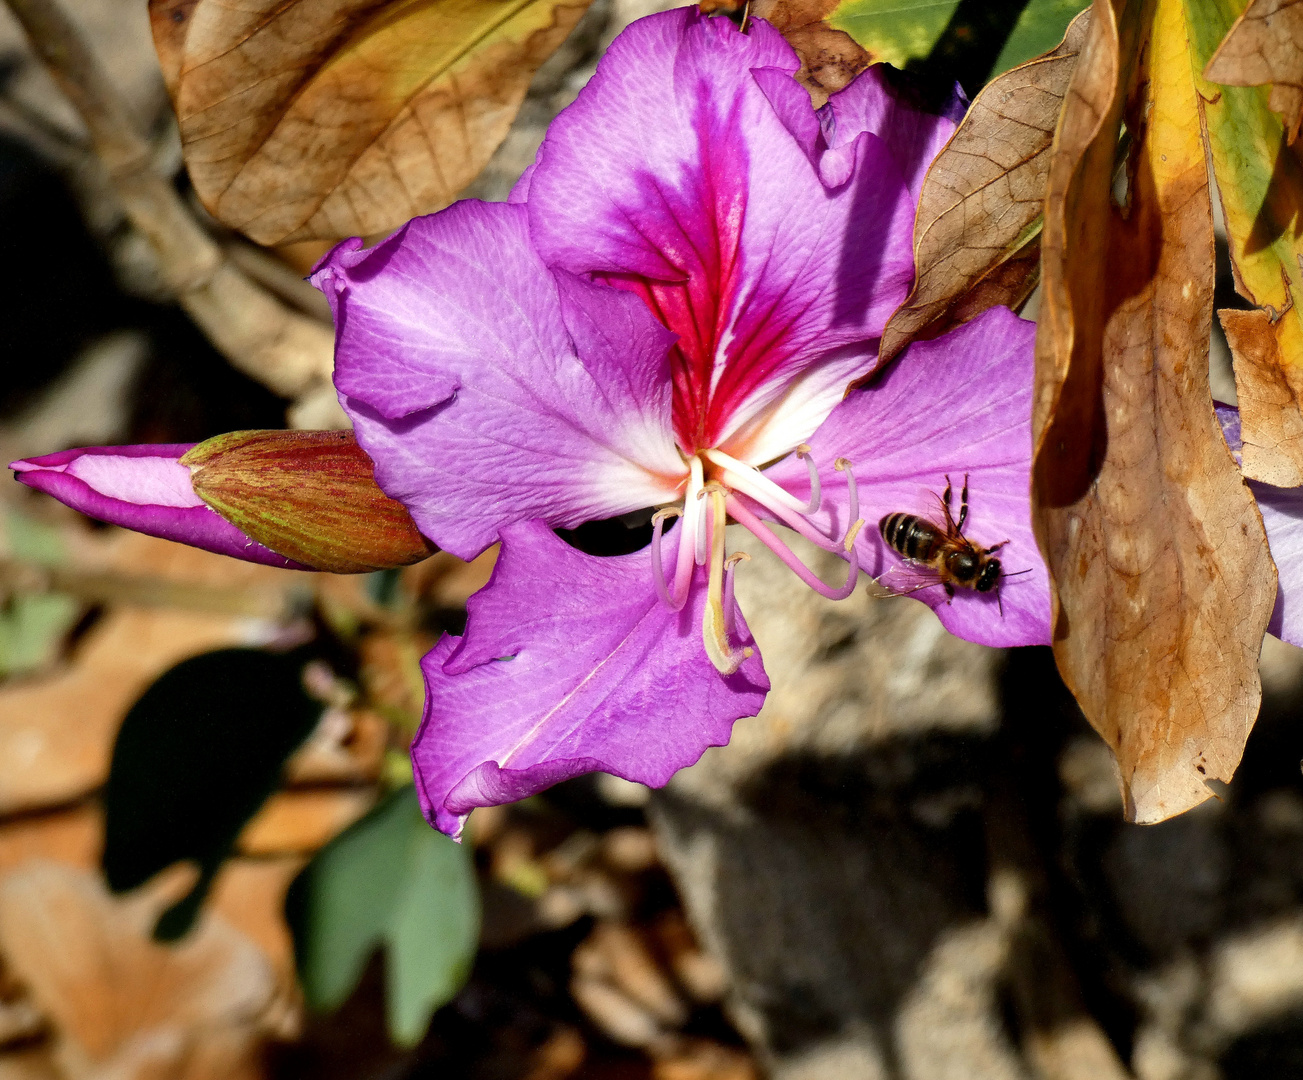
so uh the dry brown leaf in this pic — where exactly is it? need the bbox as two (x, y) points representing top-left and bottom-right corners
(0, 806), (101, 877)
(1032, 0), (1277, 823)
(0, 607), (270, 815)
(749, 0), (870, 107)
(0, 531), (308, 815)
(1205, 0), (1303, 142)
(0, 861), (276, 1080)
(1220, 307), (1303, 485)
(150, 0), (592, 246)
(235, 789), (374, 856)
(878, 9), (1091, 366)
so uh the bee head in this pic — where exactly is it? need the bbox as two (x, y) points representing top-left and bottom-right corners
(974, 558), (1002, 592)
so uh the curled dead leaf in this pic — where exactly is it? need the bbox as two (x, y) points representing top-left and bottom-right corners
(1032, 0), (1277, 824)
(1205, 0), (1303, 142)
(1220, 307), (1303, 486)
(749, 0), (870, 106)
(150, 0), (593, 245)
(877, 9), (1091, 367)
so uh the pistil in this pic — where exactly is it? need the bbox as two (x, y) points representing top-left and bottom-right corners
(702, 483), (753, 675)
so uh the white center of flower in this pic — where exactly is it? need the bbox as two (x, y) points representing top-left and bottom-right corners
(650, 446), (864, 675)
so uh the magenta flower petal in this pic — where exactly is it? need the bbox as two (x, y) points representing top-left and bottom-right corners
(1214, 403), (1303, 646)
(11, 445), (308, 569)
(819, 67), (964, 200)
(763, 307), (1051, 647)
(413, 520), (769, 837)
(313, 200), (686, 561)
(524, 8), (916, 455)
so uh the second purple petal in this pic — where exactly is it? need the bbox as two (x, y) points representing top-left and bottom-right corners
(763, 307), (1051, 648)
(414, 520), (769, 838)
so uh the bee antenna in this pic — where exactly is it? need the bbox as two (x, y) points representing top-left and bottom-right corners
(1001, 568), (1035, 578)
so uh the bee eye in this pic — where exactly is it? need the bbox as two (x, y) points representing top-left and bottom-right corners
(975, 560), (1002, 592)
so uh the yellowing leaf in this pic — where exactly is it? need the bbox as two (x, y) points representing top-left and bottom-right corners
(1189, 0), (1303, 485)
(1205, 0), (1303, 141)
(150, 0), (593, 246)
(1033, 0), (1277, 823)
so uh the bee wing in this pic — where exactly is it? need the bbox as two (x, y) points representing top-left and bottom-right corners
(868, 560), (950, 599)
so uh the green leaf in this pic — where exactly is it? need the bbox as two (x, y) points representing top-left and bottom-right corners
(991, 0), (1090, 75)
(291, 787), (480, 1047)
(826, 0), (1086, 85)
(0, 594), (79, 678)
(3, 507), (67, 567)
(103, 647), (322, 940)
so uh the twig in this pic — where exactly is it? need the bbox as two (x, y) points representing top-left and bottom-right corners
(3, 0), (337, 408)
(0, 558), (310, 621)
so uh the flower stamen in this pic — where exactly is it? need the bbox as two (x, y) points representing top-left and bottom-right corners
(723, 551), (749, 636)
(796, 444), (821, 514)
(684, 455), (708, 568)
(703, 448), (841, 553)
(725, 493), (862, 601)
(835, 457), (859, 529)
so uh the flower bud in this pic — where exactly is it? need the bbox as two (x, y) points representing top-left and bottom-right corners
(182, 430), (435, 573)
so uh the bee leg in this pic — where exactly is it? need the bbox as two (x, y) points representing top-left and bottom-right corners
(942, 475), (958, 533)
(944, 581), (955, 603)
(957, 473), (969, 533)
(987, 539), (1009, 555)
(997, 588), (1004, 617)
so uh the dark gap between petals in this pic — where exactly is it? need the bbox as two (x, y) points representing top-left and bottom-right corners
(555, 511), (655, 557)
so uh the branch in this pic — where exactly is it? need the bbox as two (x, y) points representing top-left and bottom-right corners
(4, 0), (338, 410)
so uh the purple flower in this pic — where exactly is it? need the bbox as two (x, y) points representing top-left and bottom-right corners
(311, 9), (1052, 837)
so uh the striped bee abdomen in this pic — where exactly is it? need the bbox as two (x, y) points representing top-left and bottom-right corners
(879, 513), (942, 562)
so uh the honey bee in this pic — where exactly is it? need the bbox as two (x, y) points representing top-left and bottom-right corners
(878, 474), (1013, 605)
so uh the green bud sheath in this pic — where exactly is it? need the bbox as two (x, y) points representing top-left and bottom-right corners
(182, 430), (436, 573)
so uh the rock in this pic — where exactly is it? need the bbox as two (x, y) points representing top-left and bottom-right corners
(648, 532), (1016, 1077)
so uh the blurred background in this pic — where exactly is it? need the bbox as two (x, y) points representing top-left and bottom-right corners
(2, 0), (1303, 1078)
